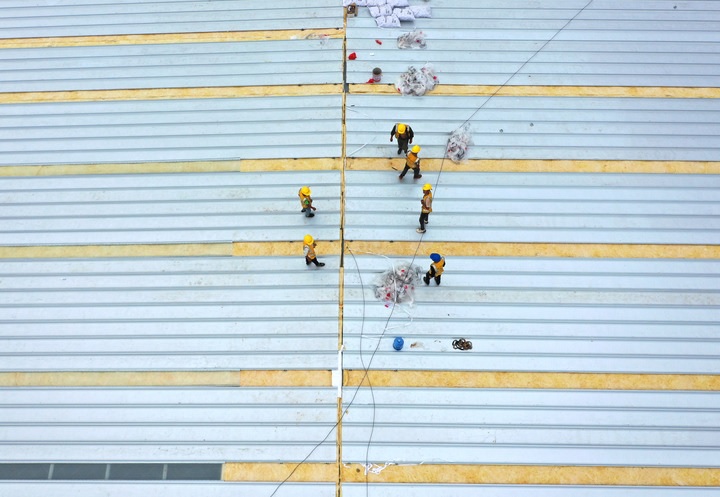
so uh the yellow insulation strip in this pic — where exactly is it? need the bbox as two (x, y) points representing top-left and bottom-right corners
(233, 241), (342, 257)
(349, 84), (720, 98)
(346, 158), (720, 174)
(0, 85), (342, 104)
(0, 243), (232, 259)
(223, 462), (336, 482)
(0, 241), (344, 259)
(0, 370), (331, 387)
(345, 240), (720, 260)
(0, 158), (340, 177)
(0, 29), (343, 49)
(344, 370), (720, 391)
(341, 464), (720, 486)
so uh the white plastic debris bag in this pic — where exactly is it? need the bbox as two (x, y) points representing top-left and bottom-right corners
(366, 0), (387, 5)
(376, 14), (401, 28)
(387, 0), (409, 7)
(409, 5), (432, 17)
(374, 261), (422, 306)
(396, 63), (438, 96)
(446, 123), (474, 163)
(393, 7), (415, 21)
(368, 5), (380, 16)
(397, 30), (426, 49)
(420, 64), (438, 91)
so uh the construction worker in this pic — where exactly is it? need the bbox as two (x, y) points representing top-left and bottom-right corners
(298, 186), (316, 218)
(399, 145), (422, 180)
(303, 234), (325, 267)
(390, 123), (414, 155)
(416, 183), (432, 233)
(423, 253), (445, 285)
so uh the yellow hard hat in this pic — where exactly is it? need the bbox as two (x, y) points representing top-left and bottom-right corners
(301, 186), (311, 195)
(397, 123), (406, 134)
(304, 234), (314, 245)
(423, 183), (432, 191)
(411, 145), (421, 153)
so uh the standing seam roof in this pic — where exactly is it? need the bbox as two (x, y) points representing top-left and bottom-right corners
(0, 0), (719, 495)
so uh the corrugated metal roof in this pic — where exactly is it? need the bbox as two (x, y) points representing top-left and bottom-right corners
(347, 0), (720, 86)
(346, 94), (720, 161)
(1, 0), (719, 494)
(0, 0), (343, 38)
(342, 387), (720, 466)
(0, 386), (337, 462)
(0, 171), (341, 244)
(0, 39), (343, 92)
(0, 482), (335, 497)
(344, 171), (720, 243)
(343, 256), (720, 373)
(0, 96), (343, 165)
(0, 256), (339, 371)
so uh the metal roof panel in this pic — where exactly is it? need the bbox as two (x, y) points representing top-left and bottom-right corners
(0, 171), (341, 245)
(347, 0), (720, 87)
(344, 171), (720, 243)
(0, 0), (343, 38)
(0, 256), (340, 371)
(0, 386), (338, 462)
(0, 96), (343, 165)
(343, 256), (720, 374)
(342, 387), (720, 466)
(0, 39), (343, 92)
(346, 95), (720, 161)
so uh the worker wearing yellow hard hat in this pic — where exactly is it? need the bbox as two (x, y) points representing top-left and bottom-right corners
(303, 234), (325, 267)
(390, 122), (414, 155)
(399, 144), (422, 180)
(416, 183), (433, 234)
(298, 186), (316, 218)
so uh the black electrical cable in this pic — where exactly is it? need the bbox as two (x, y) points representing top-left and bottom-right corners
(269, 2), (595, 495)
(267, 248), (402, 497)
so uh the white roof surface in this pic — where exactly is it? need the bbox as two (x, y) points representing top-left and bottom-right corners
(1, 0), (719, 494)
(0, 171), (341, 244)
(0, 0), (343, 37)
(346, 0), (720, 87)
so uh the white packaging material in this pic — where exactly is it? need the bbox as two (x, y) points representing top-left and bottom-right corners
(379, 3), (393, 15)
(393, 7), (415, 21)
(374, 262), (422, 306)
(368, 5), (380, 17)
(421, 64), (438, 90)
(446, 123), (474, 163)
(409, 5), (432, 17)
(355, 0), (368, 4)
(387, 0), (409, 7)
(375, 14), (401, 28)
(395, 63), (438, 96)
(397, 29), (426, 49)
(366, 0), (387, 5)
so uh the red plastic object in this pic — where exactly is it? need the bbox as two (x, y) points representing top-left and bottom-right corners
(375, 39), (382, 45)
(367, 78), (375, 84)
(348, 52), (357, 60)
